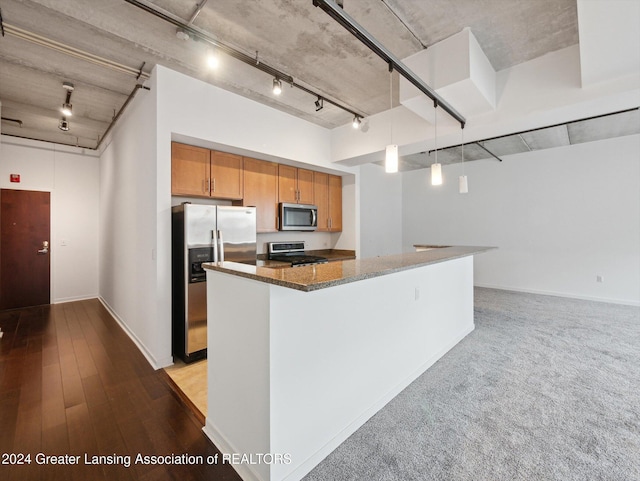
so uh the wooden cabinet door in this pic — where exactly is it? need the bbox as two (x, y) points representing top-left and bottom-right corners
(328, 174), (343, 232)
(210, 151), (243, 199)
(313, 172), (330, 232)
(278, 165), (297, 203)
(278, 166), (314, 204)
(171, 142), (210, 197)
(297, 168), (315, 205)
(243, 158), (279, 233)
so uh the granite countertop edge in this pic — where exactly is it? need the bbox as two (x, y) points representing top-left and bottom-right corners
(204, 246), (495, 292)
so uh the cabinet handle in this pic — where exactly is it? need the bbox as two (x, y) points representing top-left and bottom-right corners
(212, 178), (216, 193)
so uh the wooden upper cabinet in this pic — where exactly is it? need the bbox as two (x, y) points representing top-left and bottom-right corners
(278, 165), (314, 204)
(242, 157), (279, 233)
(314, 173), (342, 232)
(328, 174), (342, 232)
(297, 169), (314, 204)
(171, 142), (210, 197)
(210, 151), (243, 200)
(313, 172), (330, 231)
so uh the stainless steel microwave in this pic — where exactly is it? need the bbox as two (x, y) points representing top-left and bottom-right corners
(279, 203), (318, 231)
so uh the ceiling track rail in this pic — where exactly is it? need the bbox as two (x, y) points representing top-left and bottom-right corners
(123, 0), (364, 119)
(313, 0), (466, 128)
(426, 106), (640, 160)
(2, 23), (150, 80)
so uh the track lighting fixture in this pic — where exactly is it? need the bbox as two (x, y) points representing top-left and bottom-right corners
(58, 117), (70, 131)
(352, 116), (361, 129)
(315, 96), (324, 111)
(272, 78), (282, 95)
(61, 82), (74, 116)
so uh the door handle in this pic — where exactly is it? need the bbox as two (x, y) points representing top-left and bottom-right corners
(218, 230), (224, 263)
(37, 240), (49, 255)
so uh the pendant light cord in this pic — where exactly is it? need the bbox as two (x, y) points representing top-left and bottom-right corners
(434, 105), (438, 164)
(461, 128), (465, 174)
(389, 70), (393, 143)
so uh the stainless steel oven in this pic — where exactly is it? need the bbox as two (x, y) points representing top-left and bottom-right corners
(279, 203), (318, 231)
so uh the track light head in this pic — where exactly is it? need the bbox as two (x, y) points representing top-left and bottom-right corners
(352, 116), (361, 129)
(272, 78), (282, 95)
(61, 81), (74, 116)
(61, 102), (73, 116)
(315, 97), (323, 111)
(58, 117), (70, 131)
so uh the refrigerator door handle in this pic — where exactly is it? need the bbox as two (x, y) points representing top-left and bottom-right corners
(218, 230), (224, 263)
(212, 229), (219, 263)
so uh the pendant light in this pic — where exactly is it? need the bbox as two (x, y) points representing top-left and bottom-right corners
(459, 127), (468, 194)
(431, 102), (442, 185)
(385, 67), (398, 173)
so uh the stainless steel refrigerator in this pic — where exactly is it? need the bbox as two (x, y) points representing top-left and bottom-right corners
(171, 203), (257, 363)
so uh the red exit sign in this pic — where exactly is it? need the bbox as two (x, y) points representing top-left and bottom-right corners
(10, 174), (21, 183)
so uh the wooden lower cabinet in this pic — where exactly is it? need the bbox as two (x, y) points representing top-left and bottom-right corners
(314, 172), (342, 232)
(240, 157), (279, 233)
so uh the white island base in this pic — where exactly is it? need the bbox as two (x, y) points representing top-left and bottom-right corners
(204, 255), (474, 481)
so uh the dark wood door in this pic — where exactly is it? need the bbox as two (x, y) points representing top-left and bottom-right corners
(0, 189), (51, 310)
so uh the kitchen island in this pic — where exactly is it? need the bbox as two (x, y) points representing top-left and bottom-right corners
(203, 246), (492, 481)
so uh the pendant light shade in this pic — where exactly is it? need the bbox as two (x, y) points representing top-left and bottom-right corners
(385, 144), (398, 173)
(385, 69), (398, 173)
(431, 162), (442, 185)
(459, 175), (468, 193)
(431, 102), (442, 185)
(459, 127), (468, 194)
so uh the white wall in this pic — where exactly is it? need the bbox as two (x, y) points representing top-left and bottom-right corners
(0, 136), (100, 303)
(358, 163), (402, 258)
(98, 78), (166, 367)
(402, 134), (640, 305)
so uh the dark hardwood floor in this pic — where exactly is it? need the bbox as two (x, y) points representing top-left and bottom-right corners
(0, 299), (242, 481)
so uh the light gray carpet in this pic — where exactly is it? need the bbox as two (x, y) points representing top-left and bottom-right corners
(303, 288), (640, 481)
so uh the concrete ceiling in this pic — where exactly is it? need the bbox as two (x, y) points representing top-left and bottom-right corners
(1, 0), (580, 150)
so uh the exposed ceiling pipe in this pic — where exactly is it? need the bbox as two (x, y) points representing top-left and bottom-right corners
(3, 23), (150, 80)
(187, 0), (209, 26)
(123, 0), (365, 119)
(96, 84), (150, 150)
(1, 117), (23, 127)
(313, 0), (466, 128)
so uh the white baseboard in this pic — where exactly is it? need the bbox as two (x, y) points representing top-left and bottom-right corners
(53, 294), (99, 304)
(98, 297), (173, 370)
(203, 421), (262, 481)
(474, 283), (640, 307)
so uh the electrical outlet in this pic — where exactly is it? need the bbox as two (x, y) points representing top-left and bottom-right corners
(596, 275), (604, 283)
(414, 287), (420, 300)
